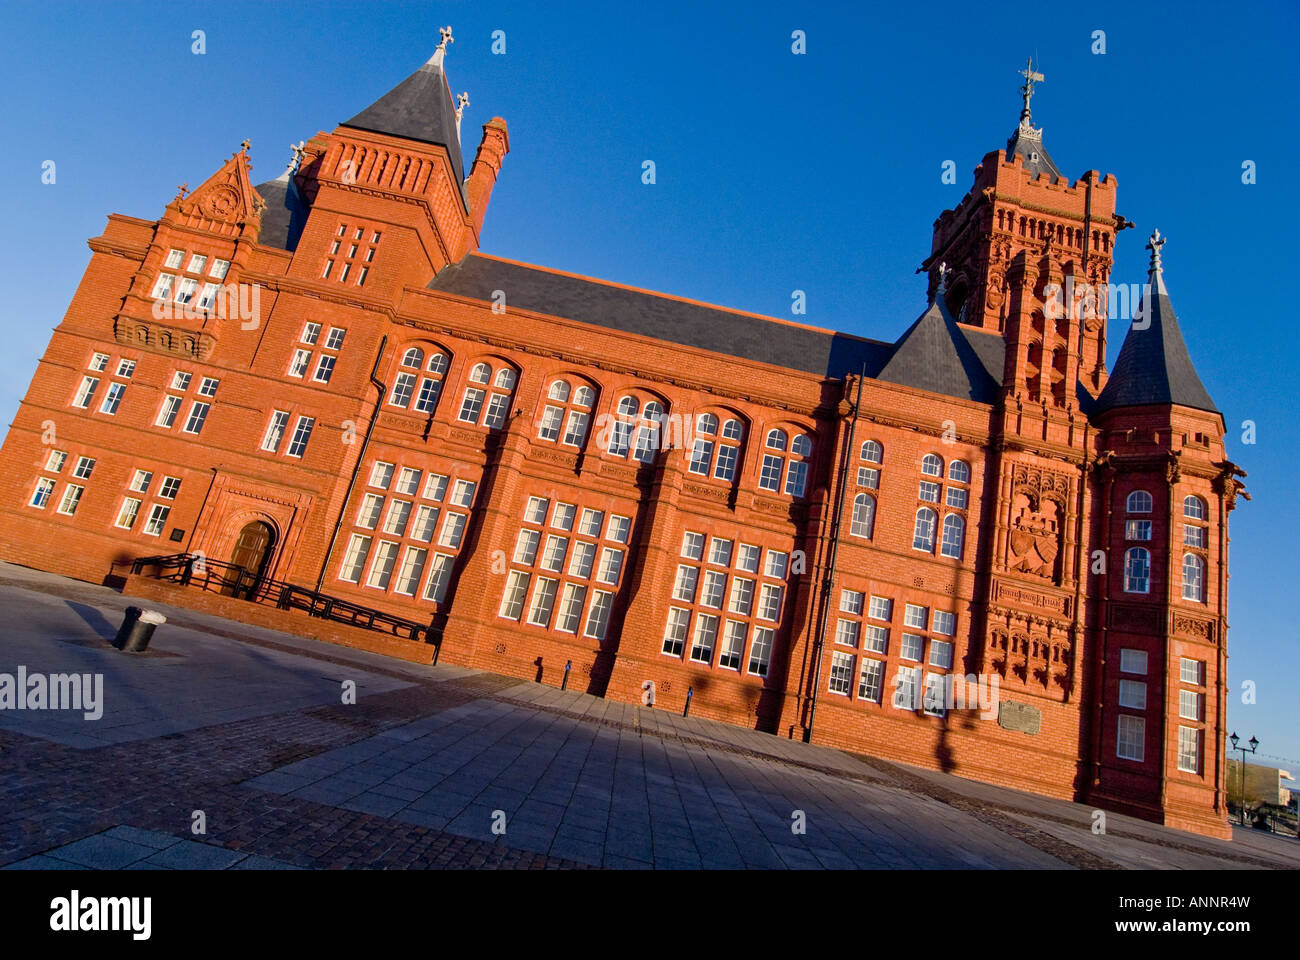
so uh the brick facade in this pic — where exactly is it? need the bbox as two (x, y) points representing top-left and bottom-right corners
(0, 47), (1246, 838)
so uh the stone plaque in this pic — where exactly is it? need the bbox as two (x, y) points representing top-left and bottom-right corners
(998, 700), (1041, 736)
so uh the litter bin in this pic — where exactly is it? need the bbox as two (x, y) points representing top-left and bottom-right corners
(115, 606), (167, 652)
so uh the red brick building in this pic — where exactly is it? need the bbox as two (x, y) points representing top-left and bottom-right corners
(0, 41), (1246, 838)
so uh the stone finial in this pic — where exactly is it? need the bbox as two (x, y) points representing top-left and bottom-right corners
(1146, 228), (1166, 273)
(287, 140), (307, 176)
(936, 261), (949, 298)
(430, 25), (454, 66)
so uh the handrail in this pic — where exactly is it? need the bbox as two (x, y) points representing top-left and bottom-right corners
(125, 553), (436, 649)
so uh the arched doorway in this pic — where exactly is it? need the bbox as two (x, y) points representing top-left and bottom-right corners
(223, 520), (276, 599)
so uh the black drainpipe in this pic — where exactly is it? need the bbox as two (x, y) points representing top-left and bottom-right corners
(804, 364), (865, 743)
(316, 334), (388, 593)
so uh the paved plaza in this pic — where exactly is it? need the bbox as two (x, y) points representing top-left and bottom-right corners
(0, 561), (1296, 870)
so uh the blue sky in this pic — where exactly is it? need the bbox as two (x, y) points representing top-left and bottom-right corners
(2, 1), (1297, 768)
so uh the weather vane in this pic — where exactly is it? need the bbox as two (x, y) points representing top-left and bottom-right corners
(1018, 57), (1044, 123)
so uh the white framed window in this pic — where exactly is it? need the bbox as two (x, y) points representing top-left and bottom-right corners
(313, 355), (336, 383)
(892, 665), (920, 710)
(736, 543), (760, 574)
(423, 474), (449, 502)
(903, 603), (927, 629)
(175, 278), (199, 304)
(1123, 547), (1150, 593)
(912, 508), (937, 552)
(555, 583), (587, 633)
(932, 611), (955, 635)
(920, 453), (943, 477)
(663, 608), (690, 656)
(57, 484), (84, 515)
(1177, 726), (1201, 773)
(929, 640), (953, 670)
(681, 531), (705, 560)
(552, 502), (577, 531)
(301, 322), (321, 345)
(1125, 519), (1152, 541)
(383, 500), (412, 537)
(764, 550), (788, 579)
(923, 673), (947, 716)
(1181, 554), (1205, 602)
(1183, 495), (1207, 520)
(1184, 524), (1207, 548)
(584, 591), (613, 640)
(356, 493), (384, 529)
(1180, 658), (1204, 685)
(286, 417), (315, 457)
(858, 466), (880, 490)
(1126, 490), (1153, 513)
(395, 468), (421, 497)
(158, 476), (181, 500)
(690, 614), (719, 663)
(568, 540), (596, 579)
(699, 570), (726, 608)
(1117, 715), (1145, 762)
(366, 540), (400, 589)
(170, 371), (192, 391)
(757, 583), (782, 621)
(116, 359), (136, 379)
(850, 493), (875, 538)
(182, 401), (210, 434)
(1120, 648), (1147, 675)
(129, 469), (152, 492)
(596, 548), (624, 585)
(940, 514), (964, 558)
(288, 349), (311, 378)
(520, 496), (547, 524)
(834, 619), (860, 648)
(393, 547), (427, 596)
(98, 382), (126, 415)
(450, 479), (476, 508)
(369, 461), (395, 489)
(900, 633), (924, 662)
(197, 283), (220, 311)
(72, 456), (95, 480)
(527, 578), (559, 626)
(210, 258), (230, 280)
(513, 529), (541, 565)
(261, 411), (290, 452)
(164, 249), (184, 269)
(89, 352), (110, 372)
(115, 497), (142, 530)
(423, 553), (456, 604)
(828, 651), (854, 695)
(673, 565), (698, 602)
(748, 627), (773, 676)
(30, 478), (56, 508)
(325, 327), (346, 351)
(73, 376), (99, 409)
(1118, 679), (1147, 710)
(719, 620), (746, 670)
(151, 275), (174, 300)
(411, 505), (441, 541)
(863, 624), (888, 655)
(945, 486), (968, 509)
(188, 253), (208, 274)
(439, 513), (467, 548)
(578, 508), (604, 537)
(1179, 689), (1203, 721)
(858, 659), (884, 702)
(868, 596), (892, 621)
(708, 537), (733, 567)
(46, 450), (68, 472)
(841, 589), (865, 616)
(143, 503), (170, 536)
(540, 534), (568, 572)
(918, 480), (940, 503)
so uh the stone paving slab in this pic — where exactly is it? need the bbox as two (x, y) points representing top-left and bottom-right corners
(2, 562), (1298, 871)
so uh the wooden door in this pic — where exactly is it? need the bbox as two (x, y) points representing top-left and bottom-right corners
(224, 521), (274, 598)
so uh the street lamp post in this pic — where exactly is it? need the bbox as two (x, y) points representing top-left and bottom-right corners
(1229, 732), (1259, 827)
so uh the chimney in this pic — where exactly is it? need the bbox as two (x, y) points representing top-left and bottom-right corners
(463, 117), (510, 253)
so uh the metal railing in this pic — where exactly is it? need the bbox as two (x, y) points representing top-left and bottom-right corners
(125, 553), (437, 651)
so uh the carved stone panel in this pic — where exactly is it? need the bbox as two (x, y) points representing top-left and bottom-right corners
(998, 700), (1042, 735)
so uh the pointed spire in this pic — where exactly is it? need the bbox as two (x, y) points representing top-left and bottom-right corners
(340, 28), (467, 189)
(1006, 56), (1061, 181)
(1093, 233), (1218, 415)
(1018, 57), (1044, 125)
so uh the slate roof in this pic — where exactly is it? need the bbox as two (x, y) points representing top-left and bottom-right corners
(1006, 123), (1062, 182)
(253, 173), (308, 252)
(427, 255), (1006, 391)
(876, 292), (1002, 403)
(1093, 270), (1218, 415)
(340, 54), (468, 203)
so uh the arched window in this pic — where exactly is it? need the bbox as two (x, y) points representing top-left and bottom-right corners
(608, 395), (666, 463)
(1183, 495), (1207, 520)
(389, 344), (450, 413)
(948, 460), (970, 484)
(858, 439), (883, 490)
(945, 459), (970, 509)
(940, 514), (964, 558)
(861, 440), (883, 464)
(1124, 547), (1150, 593)
(1182, 554), (1205, 602)
(538, 378), (596, 447)
(913, 507), (937, 552)
(687, 413), (745, 482)
(758, 428), (812, 497)
(458, 360), (517, 429)
(1127, 490), (1153, 513)
(921, 454), (943, 477)
(850, 493), (875, 539)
